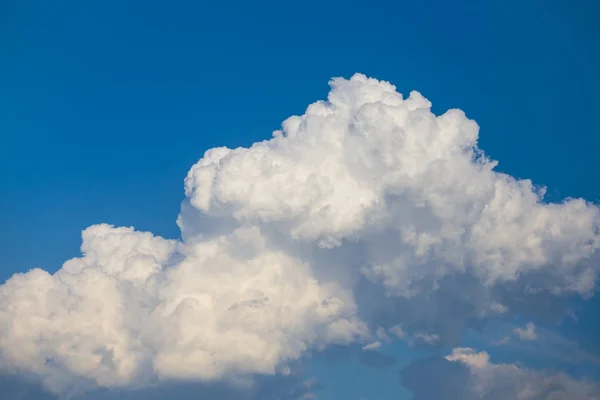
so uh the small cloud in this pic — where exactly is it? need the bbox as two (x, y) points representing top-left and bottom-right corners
(375, 326), (391, 342)
(506, 325), (600, 367)
(301, 378), (320, 389)
(389, 325), (406, 339)
(567, 310), (579, 323)
(286, 378), (322, 400)
(400, 356), (474, 400)
(278, 365), (292, 376)
(445, 347), (490, 369)
(492, 336), (511, 346)
(415, 332), (440, 345)
(490, 302), (508, 314)
(403, 347), (600, 400)
(513, 322), (537, 341)
(362, 341), (382, 350)
(440, 347), (600, 400)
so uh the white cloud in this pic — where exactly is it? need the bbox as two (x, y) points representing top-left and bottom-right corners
(492, 336), (511, 346)
(389, 325), (406, 339)
(1, 73), (599, 395)
(0, 225), (365, 395)
(414, 332), (440, 345)
(362, 341), (382, 350)
(185, 74), (599, 295)
(484, 323), (600, 366)
(446, 348), (600, 399)
(513, 322), (537, 341)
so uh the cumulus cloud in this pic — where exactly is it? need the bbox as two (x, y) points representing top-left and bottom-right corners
(400, 356), (475, 400)
(446, 347), (600, 399)
(487, 323), (600, 367)
(513, 322), (537, 341)
(0, 224), (363, 395)
(388, 325), (406, 339)
(1, 73), (599, 396)
(400, 348), (600, 400)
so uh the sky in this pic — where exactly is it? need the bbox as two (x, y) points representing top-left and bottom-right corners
(1, 1), (600, 399)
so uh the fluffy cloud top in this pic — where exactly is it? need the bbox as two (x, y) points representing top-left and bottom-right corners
(1, 74), (599, 395)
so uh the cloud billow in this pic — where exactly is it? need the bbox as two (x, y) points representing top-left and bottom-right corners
(401, 348), (600, 400)
(1, 74), (599, 396)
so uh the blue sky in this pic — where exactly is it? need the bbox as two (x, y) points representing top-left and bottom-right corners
(1, 1), (600, 399)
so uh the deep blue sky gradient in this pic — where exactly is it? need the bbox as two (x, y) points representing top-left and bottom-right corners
(1, 1), (599, 398)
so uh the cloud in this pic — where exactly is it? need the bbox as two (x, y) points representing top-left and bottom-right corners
(0, 369), (322, 400)
(389, 325), (406, 339)
(0, 224), (363, 396)
(445, 348), (600, 399)
(513, 322), (537, 341)
(492, 336), (511, 346)
(413, 332), (441, 346)
(400, 348), (600, 400)
(0, 375), (56, 400)
(362, 341), (382, 350)
(1, 73), (599, 396)
(487, 323), (600, 367)
(400, 356), (475, 400)
(284, 378), (322, 399)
